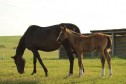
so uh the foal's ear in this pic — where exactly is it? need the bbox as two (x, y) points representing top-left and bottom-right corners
(60, 26), (64, 29)
(60, 25), (67, 32)
(63, 25), (67, 29)
(63, 25), (67, 31)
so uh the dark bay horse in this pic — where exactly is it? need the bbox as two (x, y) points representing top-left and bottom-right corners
(57, 26), (112, 77)
(11, 23), (80, 77)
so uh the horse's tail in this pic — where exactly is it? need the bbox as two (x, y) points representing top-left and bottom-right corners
(106, 35), (112, 52)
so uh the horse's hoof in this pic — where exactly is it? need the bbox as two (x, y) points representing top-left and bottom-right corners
(45, 73), (48, 77)
(68, 74), (73, 77)
(31, 73), (34, 75)
(31, 72), (36, 75)
(64, 74), (73, 79)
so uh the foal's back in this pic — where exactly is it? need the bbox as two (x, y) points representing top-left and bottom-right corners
(80, 33), (108, 52)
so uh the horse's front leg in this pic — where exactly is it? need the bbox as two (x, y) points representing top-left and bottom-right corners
(32, 50), (48, 77)
(63, 45), (74, 77)
(31, 55), (37, 75)
(66, 51), (74, 77)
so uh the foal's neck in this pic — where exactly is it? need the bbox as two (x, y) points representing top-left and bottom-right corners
(67, 30), (81, 46)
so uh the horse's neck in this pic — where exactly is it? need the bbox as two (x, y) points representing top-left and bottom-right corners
(15, 36), (26, 57)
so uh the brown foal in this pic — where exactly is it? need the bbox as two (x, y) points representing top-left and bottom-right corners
(57, 26), (112, 78)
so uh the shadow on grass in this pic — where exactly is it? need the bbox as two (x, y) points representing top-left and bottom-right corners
(0, 80), (38, 84)
(43, 58), (59, 60)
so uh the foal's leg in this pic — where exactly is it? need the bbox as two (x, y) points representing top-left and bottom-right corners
(31, 55), (37, 75)
(32, 50), (48, 76)
(104, 50), (112, 77)
(77, 52), (84, 77)
(99, 51), (106, 77)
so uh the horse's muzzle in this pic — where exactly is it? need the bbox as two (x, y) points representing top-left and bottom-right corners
(19, 72), (24, 74)
(19, 71), (24, 74)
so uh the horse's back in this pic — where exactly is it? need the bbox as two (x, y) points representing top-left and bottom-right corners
(22, 23), (80, 51)
(23, 25), (59, 51)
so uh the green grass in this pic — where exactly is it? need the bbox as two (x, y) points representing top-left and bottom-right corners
(0, 36), (126, 84)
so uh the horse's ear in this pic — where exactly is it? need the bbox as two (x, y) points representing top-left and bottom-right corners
(11, 56), (15, 59)
(23, 58), (26, 63)
(11, 56), (16, 59)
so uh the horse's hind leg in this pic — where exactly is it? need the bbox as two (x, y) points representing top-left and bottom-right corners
(32, 50), (48, 77)
(31, 55), (37, 75)
(104, 49), (112, 77)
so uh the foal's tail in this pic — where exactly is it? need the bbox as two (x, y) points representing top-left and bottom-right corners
(106, 36), (112, 52)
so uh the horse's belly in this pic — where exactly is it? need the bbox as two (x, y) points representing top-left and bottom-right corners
(36, 43), (61, 52)
(39, 47), (59, 52)
(30, 35), (61, 51)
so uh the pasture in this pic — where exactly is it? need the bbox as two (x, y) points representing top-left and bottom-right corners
(0, 36), (126, 84)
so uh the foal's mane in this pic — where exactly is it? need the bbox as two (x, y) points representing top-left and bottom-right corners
(66, 28), (82, 37)
(66, 28), (107, 38)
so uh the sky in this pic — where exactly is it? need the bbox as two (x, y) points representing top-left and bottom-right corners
(0, 0), (126, 36)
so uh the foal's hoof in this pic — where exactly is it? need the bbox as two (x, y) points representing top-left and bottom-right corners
(79, 75), (83, 77)
(109, 74), (112, 78)
(100, 75), (104, 79)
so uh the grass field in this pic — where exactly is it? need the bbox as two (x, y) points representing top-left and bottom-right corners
(0, 36), (126, 84)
